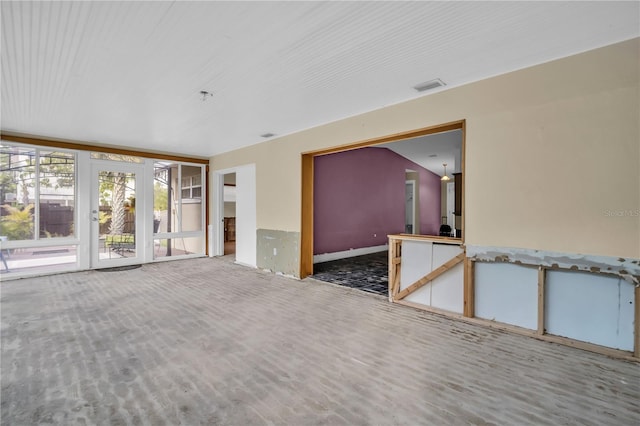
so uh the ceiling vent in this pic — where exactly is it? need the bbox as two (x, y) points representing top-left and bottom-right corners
(413, 79), (446, 92)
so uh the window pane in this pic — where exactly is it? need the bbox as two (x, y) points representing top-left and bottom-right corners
(154, 236), (204, 258)
(39, 151), (75, 238)
(182, 166), (201, 189)
(182, 200), (202, 231)
(181, 165), (203, 231)
(0, 244), (77, 276)
(91, 152), (143, 163)
(98, 171), (136, 259)
(0, 144), (35, 241)
(154, 163), (204, 233)
(154, 162), (177, 233)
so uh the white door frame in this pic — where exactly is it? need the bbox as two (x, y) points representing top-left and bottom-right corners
(211, 165), (256, 267)
(211, 170), (225, 257)
(90, 160), (146, 268)
(405, 180), (416, 234)
(447, 181), (455, 231)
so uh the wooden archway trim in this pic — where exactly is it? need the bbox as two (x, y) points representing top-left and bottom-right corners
(300, 119), (466, 279)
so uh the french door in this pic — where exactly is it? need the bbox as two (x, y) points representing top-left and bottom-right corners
(91, 162), (144, 268)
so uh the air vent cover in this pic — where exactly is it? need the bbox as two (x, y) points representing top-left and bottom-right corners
(413, 79), (446, 92)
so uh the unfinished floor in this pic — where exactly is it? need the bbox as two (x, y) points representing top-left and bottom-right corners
(1, 258), (639, 425)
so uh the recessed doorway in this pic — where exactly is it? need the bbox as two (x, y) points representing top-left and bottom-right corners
(223, 173), (236, 256)
(212, 165), (257, 268)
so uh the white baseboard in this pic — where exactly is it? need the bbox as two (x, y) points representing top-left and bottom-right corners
(313, 244), (388, 264)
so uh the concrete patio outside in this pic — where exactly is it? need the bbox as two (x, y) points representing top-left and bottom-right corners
(1, 257), (639, 425)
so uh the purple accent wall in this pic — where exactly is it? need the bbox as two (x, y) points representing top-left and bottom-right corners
(314, 147), (441, 255)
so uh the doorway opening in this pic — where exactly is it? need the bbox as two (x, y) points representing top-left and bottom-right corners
(212, 164), (256, 267)
(223, 173), (236, 257)
(91, 163), (143, 269)
(301, 120), (465, 287)
(405, 178), (417, 234)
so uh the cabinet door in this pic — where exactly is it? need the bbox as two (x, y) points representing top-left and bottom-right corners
(227, 218), (236, 241)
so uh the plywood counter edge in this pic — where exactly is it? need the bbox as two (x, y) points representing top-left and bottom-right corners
(388, 234), (463, 245)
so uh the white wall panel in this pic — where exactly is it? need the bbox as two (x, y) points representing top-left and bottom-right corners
(400, 240), (464, 312)
(475, 262), (538, 330)
(401, 240), (432, 306)
(545, 270), (634, 351)
(430, 244), (464, 313)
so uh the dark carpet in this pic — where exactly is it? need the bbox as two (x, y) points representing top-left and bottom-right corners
(312, 251), (388, 295)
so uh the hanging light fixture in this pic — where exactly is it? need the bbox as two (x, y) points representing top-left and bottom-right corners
(441, 163), (451, 181)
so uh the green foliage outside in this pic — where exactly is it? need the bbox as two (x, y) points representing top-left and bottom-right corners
(0, 204), (34, 240)
(104, 233), (134, 246)
(97, 171), (131, 235)
(1, 149), (75, 241)
(99, 211), (111, 224)
(0, 173), (16, 205)
(154, 182), (168, 211)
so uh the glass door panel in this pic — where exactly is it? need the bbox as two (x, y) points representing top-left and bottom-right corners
(91, 163), (142, 268)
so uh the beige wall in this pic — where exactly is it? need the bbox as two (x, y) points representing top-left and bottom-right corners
(210, 38), (639, 260)
(224, 201), (236, 218)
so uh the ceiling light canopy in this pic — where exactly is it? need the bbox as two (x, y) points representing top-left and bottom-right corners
(199, 90), (213, 101)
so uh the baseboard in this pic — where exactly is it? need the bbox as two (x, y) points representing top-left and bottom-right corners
(313, 244), (388, 264)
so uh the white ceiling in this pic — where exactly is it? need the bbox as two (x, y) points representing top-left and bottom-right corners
(1, 1), (638, 158)
(379, 130), (462, 177)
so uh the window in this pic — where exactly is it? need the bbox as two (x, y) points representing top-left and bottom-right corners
(90, 152), (143, 163)
(1, 142), (77, 276)
(0, 143), (76, 241)
(153, 161), (205, 258)
(181, 173), (202, 199)
(39, 151), (75, 238)
(0, 139), (207, 277)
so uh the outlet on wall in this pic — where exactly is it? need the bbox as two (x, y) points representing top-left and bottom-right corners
(273, 248), (277, 256)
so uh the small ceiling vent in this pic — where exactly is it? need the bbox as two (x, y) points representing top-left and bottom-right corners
(413, 78), (446, 92)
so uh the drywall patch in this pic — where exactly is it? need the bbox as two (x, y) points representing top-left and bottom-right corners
(257, 229), (300, 277)
(467, 245), (640, 284)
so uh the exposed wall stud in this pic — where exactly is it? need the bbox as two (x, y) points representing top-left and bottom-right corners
(538, 266), (546, 335)
(464, 257), (475, 317)
(635, 285), (640, 359)
(395, 252), (464, 301)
